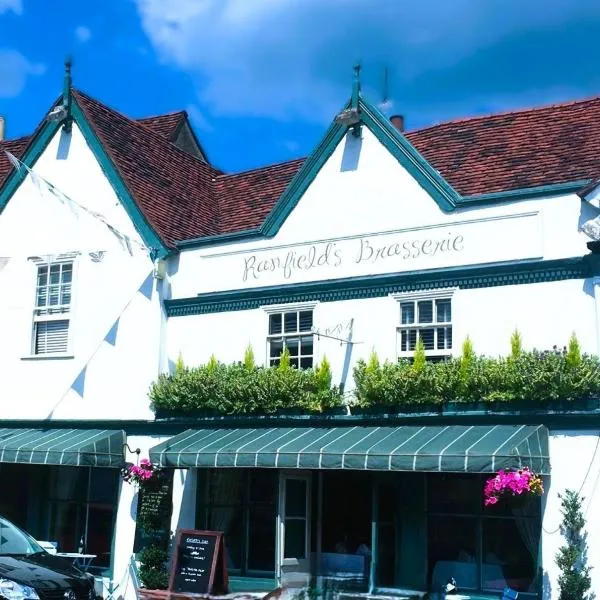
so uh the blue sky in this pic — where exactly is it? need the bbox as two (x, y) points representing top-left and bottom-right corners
(1, 0), (600, 172)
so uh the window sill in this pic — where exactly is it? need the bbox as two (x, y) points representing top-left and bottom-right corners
(21, 354), (74, 361)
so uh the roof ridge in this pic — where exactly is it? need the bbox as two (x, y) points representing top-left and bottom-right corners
(406, 93), (600, 134)
(73, 89), (219, 178)
(216, 156), (305, 180)
(137, 109), (187, 121)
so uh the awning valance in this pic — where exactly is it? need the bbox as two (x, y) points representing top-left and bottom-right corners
(0, 428), (126, 467)
(149, 424), (550, 474)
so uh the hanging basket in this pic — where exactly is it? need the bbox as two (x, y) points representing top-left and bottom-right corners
(484, 467), (544, 507)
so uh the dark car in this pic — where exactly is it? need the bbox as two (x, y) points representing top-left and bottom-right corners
(0, 516), (96, 600)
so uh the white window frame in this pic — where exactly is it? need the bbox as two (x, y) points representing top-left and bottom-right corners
(28, 254), (78, 357)
(392, 289), (456, 360)
(262, 302), (318, 369)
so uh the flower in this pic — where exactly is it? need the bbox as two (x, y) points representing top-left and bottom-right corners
(121, 458), (160, 486)
(483, 467), (544, 506)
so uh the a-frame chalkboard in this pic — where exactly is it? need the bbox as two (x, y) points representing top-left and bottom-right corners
(168, 529), (228, 596)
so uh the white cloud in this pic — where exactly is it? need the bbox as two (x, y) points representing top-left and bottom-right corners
(74, 25), (92, 43)
(0, 50), (46, 98)
(185, 103), (213, 132)
(133, 0), (600, 123)
(0, 0), (21, 15)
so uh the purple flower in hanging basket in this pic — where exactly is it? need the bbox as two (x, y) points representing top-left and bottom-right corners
(483, 467), (543, 506)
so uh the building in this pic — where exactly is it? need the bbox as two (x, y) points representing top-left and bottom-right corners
(1, 64), (600, 599)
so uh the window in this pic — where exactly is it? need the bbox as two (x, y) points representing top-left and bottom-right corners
(32, 261), (73, 355)
(427, 473), (540, 595)
(267, 308), (314, 368)
(396, 291), (453, 360)
(196, 470), (277, 575)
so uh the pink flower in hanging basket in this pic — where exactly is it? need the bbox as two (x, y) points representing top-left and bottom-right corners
(483, 467), (543, 506)
(121, 458), (160, 486)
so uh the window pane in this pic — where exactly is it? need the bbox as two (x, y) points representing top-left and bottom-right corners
(37, 267), (48, 286)
(437, 327), (452, 350)
(401, 302), (414, 325)
(269, 314), (282, 335)
(250, 470), (276, 503)
(300, 336), (313, 356)
(285, 479), (307, 518)
(36, 288), (48, 307)
(298, 311), (313, 332)
(482, 517), (539, 592)
(61, 285), (71, 306)
(284, 311), (298, 333)
(420, 328), (435, 350)
(408, 329), (417, 351)
(284, 519), (306, 559)
(428, 474), (480, 514)
(61, 264), (73, 283)
(49, 285), (60, 305)
(286, 337), (299, 357)
(290, 357), (299, 368)
(436, 299), (451, 323)
(428, 516), (477, 591)
(300, 357), (313, 369)
(418, 300), (433, 323)
(269, 339), (284, 360)
(49, 264), (61, 285)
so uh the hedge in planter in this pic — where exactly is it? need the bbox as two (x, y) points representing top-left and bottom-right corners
(353, 333), (600, 407)
(150, 348), (342, 414)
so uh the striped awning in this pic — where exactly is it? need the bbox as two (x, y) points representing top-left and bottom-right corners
(0, 428), (126, 467)
(149, 424), (550, 474)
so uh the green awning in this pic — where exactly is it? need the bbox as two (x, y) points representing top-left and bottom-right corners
(149, 424), (549, 474)
(0, 428), (126, 467)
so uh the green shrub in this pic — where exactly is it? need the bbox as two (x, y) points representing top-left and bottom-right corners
(150, 355), (343, 414)
(353, 339), (600, 407)
(138, 545), (169, 590)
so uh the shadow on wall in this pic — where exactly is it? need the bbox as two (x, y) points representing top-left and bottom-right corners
(57, 129), (71, 160)
(340, 131), (362, 172)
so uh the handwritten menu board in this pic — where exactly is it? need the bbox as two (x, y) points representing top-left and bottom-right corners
(169, 529), (228, 596)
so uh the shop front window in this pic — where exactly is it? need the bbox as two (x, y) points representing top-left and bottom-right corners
(427, 473), (540, 595)
(197, 469), (276, 576)
(46, 467), (119, 571)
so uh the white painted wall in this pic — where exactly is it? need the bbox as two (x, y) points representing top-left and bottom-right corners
(168, 279), (597, 391)
(0, 123), (162, 420)
(543, 431), (600, 599)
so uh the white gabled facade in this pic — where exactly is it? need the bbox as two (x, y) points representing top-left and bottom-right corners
(0, 85), (600, 600)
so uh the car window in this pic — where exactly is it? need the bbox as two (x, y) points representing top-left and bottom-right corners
(0, 517), (45, 555)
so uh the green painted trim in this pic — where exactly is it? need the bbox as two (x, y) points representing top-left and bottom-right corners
(461, 180), (592, 204)
(260, 120), (348, 237)
(0, 121), (61, 215)
(165, 256), (590, 317)
(72, 100), (170, 259)
(176, 227), (263, 249)
(359, 99), (461, 211)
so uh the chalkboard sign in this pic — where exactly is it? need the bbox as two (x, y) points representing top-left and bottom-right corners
(168, 529), (228, 596)
(134, 471), (174, 552)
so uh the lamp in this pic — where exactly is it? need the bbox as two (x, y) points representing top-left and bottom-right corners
(46, 105), (68, 122)
(334, 107), (360, 126)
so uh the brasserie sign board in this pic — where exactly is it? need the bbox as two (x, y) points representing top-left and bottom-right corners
(197, 213), (542, 292)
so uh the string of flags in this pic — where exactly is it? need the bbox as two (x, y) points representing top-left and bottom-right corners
(46, 269), (155, 416)
(4, 151), (150, 256)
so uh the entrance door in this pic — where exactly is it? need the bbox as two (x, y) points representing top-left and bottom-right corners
(279, 473), (312, 586)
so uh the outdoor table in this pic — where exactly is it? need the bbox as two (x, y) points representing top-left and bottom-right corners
(56, 553), (97, 571)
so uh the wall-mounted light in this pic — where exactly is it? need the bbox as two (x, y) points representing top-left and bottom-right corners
(46, 105), (68, 122)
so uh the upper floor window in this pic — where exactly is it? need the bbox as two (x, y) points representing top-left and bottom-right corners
(33, 261), (73, 355)
(267, 308), (314, 368)
(395, 291), (454, 360)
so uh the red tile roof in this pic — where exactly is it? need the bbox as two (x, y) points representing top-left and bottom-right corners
(137, 112), (186, 139)
(2, 92), (600, 249)
(0, 136), (30, 183)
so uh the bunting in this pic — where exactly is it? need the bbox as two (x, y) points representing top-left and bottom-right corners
(4, 151), (150, 257)
(71, 366), (87, 398)
(104, 318), (119, 346)
(138, 271), (154, 300)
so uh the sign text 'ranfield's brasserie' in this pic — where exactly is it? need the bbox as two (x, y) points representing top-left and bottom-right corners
(1, 64), (600, 600)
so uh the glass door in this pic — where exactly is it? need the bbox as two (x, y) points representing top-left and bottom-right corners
(279, 473), (311, 585)
(374, 479), (398, 589)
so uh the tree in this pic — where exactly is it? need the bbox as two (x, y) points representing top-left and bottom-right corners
(555, 489), (594, 600)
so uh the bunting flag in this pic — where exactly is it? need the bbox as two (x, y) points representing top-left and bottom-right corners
(71, 366), (87, 398)
(0, 257), (9, 272)
(104, 318), (120, 346)
(138, 271), (154, 300)
(4, 151), (149, 256)
(88, 251), (106, 263)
